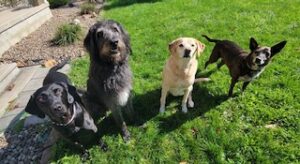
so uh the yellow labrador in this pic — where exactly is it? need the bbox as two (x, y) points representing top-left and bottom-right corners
(159, 37), (209, 113)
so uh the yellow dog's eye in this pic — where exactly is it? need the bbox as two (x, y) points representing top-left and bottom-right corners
(191, 44), (195, 47)
(179, 44), (184, 47)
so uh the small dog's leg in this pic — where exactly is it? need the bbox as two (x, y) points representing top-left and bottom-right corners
(204, 49), (220, 69)
(217, 60), (225, 69)
(187, 92), (194, 108)
(111, 106), (131, 142)
(228, 78), (238, 97)
(242, 82), (250, 92)
(182, 86), (193, 113)
(159, 87), (169, 113)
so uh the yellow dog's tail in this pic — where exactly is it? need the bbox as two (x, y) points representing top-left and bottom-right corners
(194, 77), (210, 83)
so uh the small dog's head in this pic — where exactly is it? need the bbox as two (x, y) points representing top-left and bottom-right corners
(25, 82), (77, 124)
(84, 20), (131, 64)
(248, 38), (287, 70)
(169, 37), (205, 59)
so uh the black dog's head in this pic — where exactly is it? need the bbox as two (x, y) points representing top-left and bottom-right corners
(25, 82), (77, 124)
(247, 38), (287, 70)
(84, 20), (131, 64)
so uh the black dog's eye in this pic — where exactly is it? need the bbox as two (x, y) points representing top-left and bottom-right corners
(265, 52), (270, 57)
(38, 94), (48, 103)
(179, 44), (184, 48)
(53, 88), (61, 95)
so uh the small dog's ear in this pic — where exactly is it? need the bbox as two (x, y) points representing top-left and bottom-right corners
(249, 37), (258, 51)
(168, 39), (180, 55)
(195, 39), (205, 57)
(24, 95), (45, 118)
(271, 41), (287, 57)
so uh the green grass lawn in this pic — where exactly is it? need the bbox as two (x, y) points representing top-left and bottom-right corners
(55, 0), (300, 163)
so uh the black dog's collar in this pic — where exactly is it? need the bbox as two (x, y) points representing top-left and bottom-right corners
(52, 104), (76, 127)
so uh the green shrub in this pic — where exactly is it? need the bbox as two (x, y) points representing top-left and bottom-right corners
(53, 23), (82, 46)
(48, 0), (69, 8)
(80, 2), (96, 15)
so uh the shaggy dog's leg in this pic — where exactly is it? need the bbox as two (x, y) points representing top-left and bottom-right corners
(123, 95), (135, 123)
(111, 106), (131, 142)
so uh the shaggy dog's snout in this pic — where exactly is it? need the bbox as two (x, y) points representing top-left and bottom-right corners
(184, 49), (191, 58)
(110, 40), (119, 50)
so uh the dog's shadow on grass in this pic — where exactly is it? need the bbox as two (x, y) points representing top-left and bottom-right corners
(104, 0), (163, 10)
(157, 85), (228, 134)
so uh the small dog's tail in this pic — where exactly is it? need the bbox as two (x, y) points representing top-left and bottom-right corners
(48, 58), (70, 73)
(194, 77), (211, 83)
(202, 35), (220, 43)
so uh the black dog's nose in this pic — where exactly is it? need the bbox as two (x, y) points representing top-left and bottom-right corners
(54, 105), (62, 111)
(110, 40), (118, 50)
(184, 49), (191, 58)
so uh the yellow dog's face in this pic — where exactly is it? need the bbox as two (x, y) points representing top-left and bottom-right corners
(169, 37), (205, 59)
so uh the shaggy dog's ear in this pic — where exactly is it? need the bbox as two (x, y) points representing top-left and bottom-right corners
(24, 94), (45, 118)
(168, 38), (181, 55)
(116, 22), (132, 55)
(84, 24), (97, 56)
(195, 39), (205, 57)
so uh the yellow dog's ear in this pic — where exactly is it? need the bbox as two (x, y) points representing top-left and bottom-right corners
(168, 38), (181, 55)
(195, 39), (205, 57)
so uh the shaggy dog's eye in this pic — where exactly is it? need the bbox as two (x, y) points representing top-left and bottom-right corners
(179, 44), (184, 48)
(97, 31), (103, 38)
(112, 27), (119, 33)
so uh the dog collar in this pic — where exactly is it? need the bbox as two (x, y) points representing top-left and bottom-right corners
(52, 104), (76, 127)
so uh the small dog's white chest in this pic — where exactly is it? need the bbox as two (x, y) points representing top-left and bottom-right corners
(117, 90), (130, 106)
(238, 69), (264, 82)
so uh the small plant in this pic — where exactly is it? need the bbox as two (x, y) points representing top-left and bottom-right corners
(53, 23), (82, 46)
(80, 2), (96, 15)
(48, 0), (69, 8)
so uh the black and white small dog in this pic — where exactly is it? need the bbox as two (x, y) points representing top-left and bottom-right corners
(24, 61), (106, 162)
(84, 20), (135, 142)
(203, 35), (287, 96)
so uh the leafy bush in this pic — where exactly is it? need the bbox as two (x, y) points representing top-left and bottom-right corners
(48, 0), (69, 8)
(53, 23), (82, 46)
(80, 2), (96, 15)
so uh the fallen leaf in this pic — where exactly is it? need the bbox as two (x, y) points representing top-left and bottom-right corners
(265, 124), (277, 129)
(43, 59), (57, 68)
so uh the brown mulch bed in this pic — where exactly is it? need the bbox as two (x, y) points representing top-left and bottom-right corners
(0, 3), (100, 67)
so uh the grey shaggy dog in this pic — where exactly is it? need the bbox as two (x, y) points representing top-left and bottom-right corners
(84, 20), (134, 141)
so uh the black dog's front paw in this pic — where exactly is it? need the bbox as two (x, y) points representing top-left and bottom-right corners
(81, 149), (90, 161)
(99, 140), (108, 151)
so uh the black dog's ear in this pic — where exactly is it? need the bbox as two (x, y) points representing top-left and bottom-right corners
(249, 37), (258, 51)
(59, 82), (74, 104)
(271, 41), (287, 57)
(67, 84), (84, 106)
(24, 95), (45, 118)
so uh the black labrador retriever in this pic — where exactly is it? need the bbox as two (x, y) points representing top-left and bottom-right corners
(24, 60), (106, 162)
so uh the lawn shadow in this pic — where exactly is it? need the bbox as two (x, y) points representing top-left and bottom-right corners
(97, 88), (162, 137)
(157, 85), (228, 134)
(104, 0), (162, 10)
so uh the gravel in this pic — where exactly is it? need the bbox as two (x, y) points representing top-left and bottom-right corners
(0, 3), (99, 66)
(0, 124), (51, 163)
